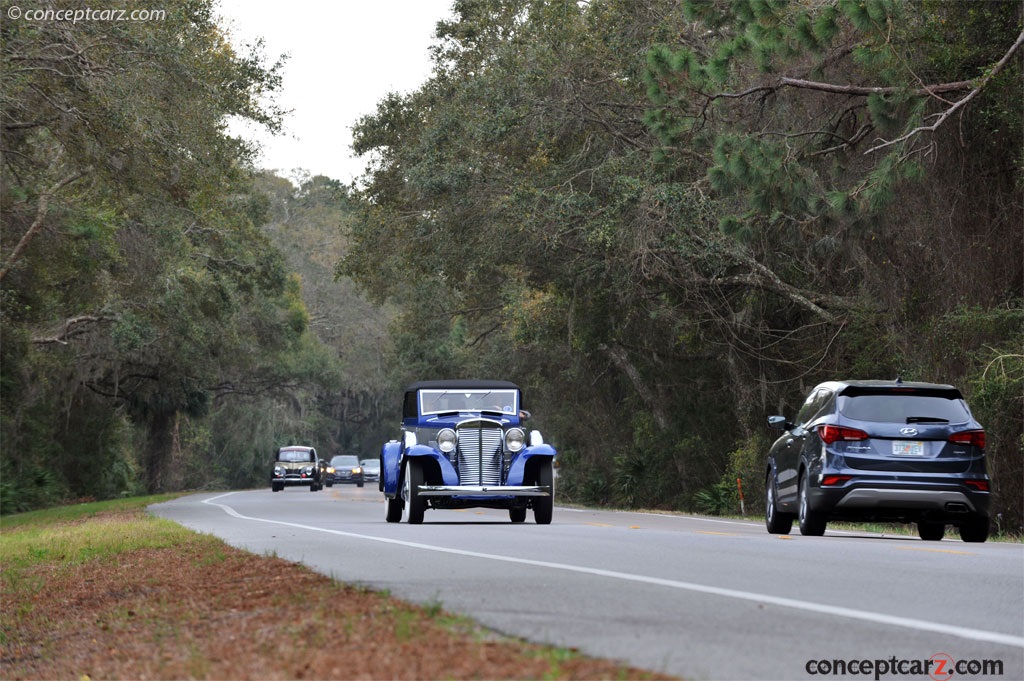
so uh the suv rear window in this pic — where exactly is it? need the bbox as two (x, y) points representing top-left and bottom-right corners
(838, 391), (970, 424)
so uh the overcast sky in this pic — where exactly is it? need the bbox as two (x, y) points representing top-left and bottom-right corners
(216, 0), (455, 185)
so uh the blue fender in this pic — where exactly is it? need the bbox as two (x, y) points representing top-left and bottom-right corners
(381, 440), (402, 496)
(384, 443), (461, 494)
(404, 444), (460, 486)
(506, 443), (557, 485)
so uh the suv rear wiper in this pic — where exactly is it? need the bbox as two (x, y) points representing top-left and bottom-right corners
(905, 416), (950, 423)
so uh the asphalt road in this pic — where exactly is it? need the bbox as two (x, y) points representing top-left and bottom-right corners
(150, 486), (1024, 680)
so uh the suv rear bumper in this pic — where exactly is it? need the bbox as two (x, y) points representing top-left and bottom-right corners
(834, 488), (978, 512)
(810, 480), (989, 521)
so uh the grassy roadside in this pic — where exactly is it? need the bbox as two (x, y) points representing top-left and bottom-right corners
(0, 496), (674, 681)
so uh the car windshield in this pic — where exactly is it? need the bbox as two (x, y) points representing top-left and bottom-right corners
(418, 388), (518, 416)
(331, 456), (359, 467)
(838, 393), (970, 424)
(278, 449), (312, 462)
(360, 460), (380, 471)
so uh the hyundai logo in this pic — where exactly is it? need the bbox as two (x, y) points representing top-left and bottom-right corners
(900, 427), (919, 436)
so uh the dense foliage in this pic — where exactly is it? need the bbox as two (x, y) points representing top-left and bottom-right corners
(3, 0), (1021, 534)
(344, 0), (1023, 529)
(0, 0), (335, 510)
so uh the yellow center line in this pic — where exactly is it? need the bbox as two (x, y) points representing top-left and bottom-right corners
(697, 530), (740, 537)
(896, 546), (974, 556)
(585, 522), (613, 528)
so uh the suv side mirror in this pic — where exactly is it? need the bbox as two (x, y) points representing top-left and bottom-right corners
(767, 415), (791, 431)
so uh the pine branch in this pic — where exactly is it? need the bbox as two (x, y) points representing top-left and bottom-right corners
(864, 28), (1024, 154)
(777, 77), (976, 97)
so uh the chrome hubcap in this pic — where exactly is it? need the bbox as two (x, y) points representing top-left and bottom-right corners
(402, 461), (410, 502)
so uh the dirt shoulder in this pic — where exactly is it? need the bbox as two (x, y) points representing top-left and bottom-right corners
(1, 509), (676, 680)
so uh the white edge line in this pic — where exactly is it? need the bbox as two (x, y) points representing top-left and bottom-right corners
(560, 507), (870, 534)
(198, 492), (1024, 650)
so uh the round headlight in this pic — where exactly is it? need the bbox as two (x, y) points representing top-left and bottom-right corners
(505, 428), (525, 452)
(274, 466), (284, 476)
(437, 428), (456, 453)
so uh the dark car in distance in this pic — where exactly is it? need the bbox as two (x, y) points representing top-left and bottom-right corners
(765, 380), (990, 542)
(328, 455), (364, 487)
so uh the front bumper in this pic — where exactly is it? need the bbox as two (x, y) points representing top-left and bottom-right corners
(275, 476), (317, 486)
(418, 485), (551, 498)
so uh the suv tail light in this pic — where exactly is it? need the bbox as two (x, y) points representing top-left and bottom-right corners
(821, 475), (852, 486)
(965, 479), (989, 492)
(817, 425), (869, 445)
(948, 430), (985, 448)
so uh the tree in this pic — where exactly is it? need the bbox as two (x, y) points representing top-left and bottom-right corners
(0, 0), (315, 501)
(256, 172), (397, 459)
(645, 0), (1022, 234)
(641, 0), (1023, 524)
(343, 0), (1022, 526)
(345, 0), (742, 508)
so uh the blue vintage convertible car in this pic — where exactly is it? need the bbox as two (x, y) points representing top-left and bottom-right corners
(380, 379), (557, 524)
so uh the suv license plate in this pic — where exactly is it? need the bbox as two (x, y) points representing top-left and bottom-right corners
(893, 440), (925, 456)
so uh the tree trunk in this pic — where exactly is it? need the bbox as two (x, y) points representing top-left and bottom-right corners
(601, 343), (670, 430)
(144, 411), (174, 493)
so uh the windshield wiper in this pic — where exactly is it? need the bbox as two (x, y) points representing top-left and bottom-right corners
(905, 416), (950, 424)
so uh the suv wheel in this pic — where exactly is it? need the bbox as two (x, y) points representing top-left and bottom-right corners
(403, 458), (426, 524)
(917, 521), (945, 541)
(959, 515), (989, 543)
(765, 475), (793, 534)
(798, 470), (827, 536)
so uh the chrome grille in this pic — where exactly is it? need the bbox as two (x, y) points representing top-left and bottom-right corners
(456, 424), (503, 485)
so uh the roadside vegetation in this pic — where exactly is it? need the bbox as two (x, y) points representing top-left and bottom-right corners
(0, 496), (672, 680)
(2, 0), (1021, 537)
